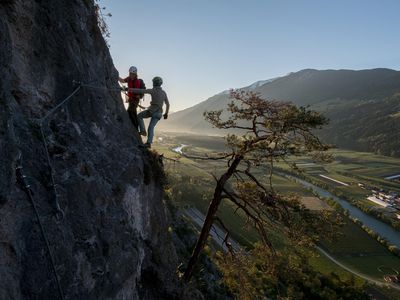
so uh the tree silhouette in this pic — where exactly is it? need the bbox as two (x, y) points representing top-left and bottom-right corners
(183, 90), (336, 282)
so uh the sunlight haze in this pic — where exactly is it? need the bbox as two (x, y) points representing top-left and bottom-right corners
(99, 0), (400, 111)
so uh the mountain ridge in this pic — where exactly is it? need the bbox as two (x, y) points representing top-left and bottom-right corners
(160, 68), (400, 156)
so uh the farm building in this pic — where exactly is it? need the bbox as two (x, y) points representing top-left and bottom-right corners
(367, 196), (390, 207)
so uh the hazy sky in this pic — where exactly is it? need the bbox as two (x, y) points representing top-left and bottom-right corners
(98, 0), (400, 111)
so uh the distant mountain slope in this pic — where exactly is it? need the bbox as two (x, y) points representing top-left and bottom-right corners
(161, 76), (281, 133)
(254, 68), (400, 105)
(318, 93), (400, 157)
(159, 68), (400, 156)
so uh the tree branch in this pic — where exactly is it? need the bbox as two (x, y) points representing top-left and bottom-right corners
(214, 217), (236, 254)
(222, 188), (275, 251)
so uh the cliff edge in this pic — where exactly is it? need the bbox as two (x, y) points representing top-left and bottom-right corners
(0, 1), (179, 299)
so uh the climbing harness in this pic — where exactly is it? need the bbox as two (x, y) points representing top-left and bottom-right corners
(16, 152), (65, 300)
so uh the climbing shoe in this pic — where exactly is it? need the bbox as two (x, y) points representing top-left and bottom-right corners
(139, 143), (151, 149)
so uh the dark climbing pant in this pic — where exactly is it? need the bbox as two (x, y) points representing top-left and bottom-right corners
(127, 101), (139, 131)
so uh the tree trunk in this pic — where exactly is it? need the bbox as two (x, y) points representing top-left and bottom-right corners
(183, 156), (242, 281)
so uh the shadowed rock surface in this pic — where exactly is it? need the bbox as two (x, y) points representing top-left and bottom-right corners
(0, 1), (180, 299)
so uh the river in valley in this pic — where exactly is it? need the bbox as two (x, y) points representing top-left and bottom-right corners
(283, 173), (400, 248)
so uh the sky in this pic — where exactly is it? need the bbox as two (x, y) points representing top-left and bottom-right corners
(98, 0), (400, 111)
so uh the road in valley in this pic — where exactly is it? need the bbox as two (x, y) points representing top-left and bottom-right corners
(184, 207), (241, 252)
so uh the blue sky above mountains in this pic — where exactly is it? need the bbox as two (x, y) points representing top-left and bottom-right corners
(99, 0), (400, 111)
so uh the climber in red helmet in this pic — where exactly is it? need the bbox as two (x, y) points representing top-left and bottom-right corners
(118, 66), (146, 131)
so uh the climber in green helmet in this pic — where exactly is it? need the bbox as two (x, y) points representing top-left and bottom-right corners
(128, 76), (170, 148)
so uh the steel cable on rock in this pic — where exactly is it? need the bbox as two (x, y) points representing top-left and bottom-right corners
(30, 82), (125, 298)
(16, 153), (65, 300)
(39, 85), (82, 219)
(38, 82), (124, 218)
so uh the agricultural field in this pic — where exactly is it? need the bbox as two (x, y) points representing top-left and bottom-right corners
(155, 132), (400, 298)
(319, 221), (400, 278)
(274, 149), (400, 223)
(286, 149), (400, 194)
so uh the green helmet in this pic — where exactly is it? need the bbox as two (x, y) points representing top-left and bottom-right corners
(152, 76), (163, 87)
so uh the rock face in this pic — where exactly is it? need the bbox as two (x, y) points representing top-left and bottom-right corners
(0, 1), (179, 299)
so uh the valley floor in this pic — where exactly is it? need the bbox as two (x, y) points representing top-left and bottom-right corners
(154, 131), (400, 299)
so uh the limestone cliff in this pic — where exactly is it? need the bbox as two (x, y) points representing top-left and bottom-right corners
(0, 1), (179, 299)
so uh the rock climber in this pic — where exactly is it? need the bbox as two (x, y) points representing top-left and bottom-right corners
(118, 66), (146, 131)
(128, 76), (170, 148)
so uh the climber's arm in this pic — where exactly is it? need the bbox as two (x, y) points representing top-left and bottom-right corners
(163, 95), (170, 119)
(128, 88), (152, 95)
